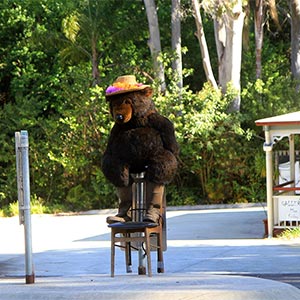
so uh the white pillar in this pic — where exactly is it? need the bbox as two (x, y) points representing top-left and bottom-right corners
(289, 134), (295, 188)
(263, 126), (274, 238)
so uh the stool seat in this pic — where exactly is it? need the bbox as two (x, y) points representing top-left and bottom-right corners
(108, 221), (159, 229)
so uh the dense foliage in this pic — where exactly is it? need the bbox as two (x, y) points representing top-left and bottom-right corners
(0, 0), (299, 215)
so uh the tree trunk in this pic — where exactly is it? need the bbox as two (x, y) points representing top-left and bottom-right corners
(268, 0), (281, 30)
(290, 0), (300, 91)
(255, 0), (264, 79)
(214, 1), (245, 112)
(143, 0), (166, 92)
(171, 0), (183, 90)
(91, 35), (100, 86)
(191, 0), (218, 91)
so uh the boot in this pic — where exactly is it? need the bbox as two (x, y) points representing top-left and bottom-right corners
(143, 181), (164, 224)
(106, 186), (132, 224)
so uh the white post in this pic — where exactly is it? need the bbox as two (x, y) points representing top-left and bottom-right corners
(263, 126), (274, 238)
(15, 130), (35, 284)
(289, 134), (295, 188)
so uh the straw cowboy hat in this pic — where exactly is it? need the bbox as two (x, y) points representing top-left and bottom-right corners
(105, 75), (150, 96)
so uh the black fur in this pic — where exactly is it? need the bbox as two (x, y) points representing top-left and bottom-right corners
(102, 88), (179, 187)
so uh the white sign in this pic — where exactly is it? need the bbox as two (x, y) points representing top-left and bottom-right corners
(278, 197), (300, 221)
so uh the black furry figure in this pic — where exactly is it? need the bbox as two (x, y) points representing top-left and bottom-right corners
(102, 75), (179, 224)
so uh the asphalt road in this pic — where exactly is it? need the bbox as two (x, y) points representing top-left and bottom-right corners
(1, 205), (300, 299)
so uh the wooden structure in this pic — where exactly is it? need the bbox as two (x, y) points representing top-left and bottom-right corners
(256, 111), (300, 237)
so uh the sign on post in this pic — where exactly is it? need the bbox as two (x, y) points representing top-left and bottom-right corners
(15, 130), (35, 284)
(278, 196), (300, 221)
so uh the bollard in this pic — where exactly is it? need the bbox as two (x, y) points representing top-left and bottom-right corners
(131, 172), (147, 275)
(15, 130), (35, 284)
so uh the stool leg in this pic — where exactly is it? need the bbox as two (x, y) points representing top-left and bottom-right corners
(157, 231), (164, 273)
(145, 230), (152, 277)
(111, 230), (115, 277)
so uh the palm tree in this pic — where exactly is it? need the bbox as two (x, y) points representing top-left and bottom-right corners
(61, 1), (103, 85)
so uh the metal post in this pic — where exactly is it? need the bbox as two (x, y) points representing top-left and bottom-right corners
(15, 131), (35, 284)
(263, 126), (274, 238)
(131, 172), (146, 275)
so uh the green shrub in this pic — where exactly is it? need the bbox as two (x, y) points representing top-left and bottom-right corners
(154, 80), (265, 204)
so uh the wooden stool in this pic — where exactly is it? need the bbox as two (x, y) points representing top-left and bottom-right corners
(108, 172), (165, 277)
(108, 220), (164, 277)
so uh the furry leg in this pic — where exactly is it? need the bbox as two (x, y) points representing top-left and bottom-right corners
(143, 181), (164, 223)
(106, 186), (132, 224)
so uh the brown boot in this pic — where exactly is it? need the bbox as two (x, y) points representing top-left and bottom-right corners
(143, 182), (164, 223)
(106, 186), (132, 224)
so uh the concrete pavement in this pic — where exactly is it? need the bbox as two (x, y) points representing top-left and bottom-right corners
(1, 205), (300, 299)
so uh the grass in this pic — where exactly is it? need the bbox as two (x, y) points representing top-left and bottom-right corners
(0, 198), (69, 217)
(278, 227), (300, 240)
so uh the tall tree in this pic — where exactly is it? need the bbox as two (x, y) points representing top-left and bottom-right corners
(254, 0), (264, 79)
(202, 0), (245, 112)
(290, 0), (300, 91)
(192, 0), (218, 90)
(268, 0), (281, 30)
(143, 0), (166, 92)
(213, 0), (245, 112)
(60, 1), (149, 86)
(171, 0), (183, 89)
(61, 1), (102, 85)
(254, 0), (282, 79)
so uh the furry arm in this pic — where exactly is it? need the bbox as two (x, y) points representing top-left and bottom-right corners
(148, 113), (179, 157)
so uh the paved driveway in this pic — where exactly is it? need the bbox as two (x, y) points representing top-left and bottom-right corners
(1, 205), (300, 299)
